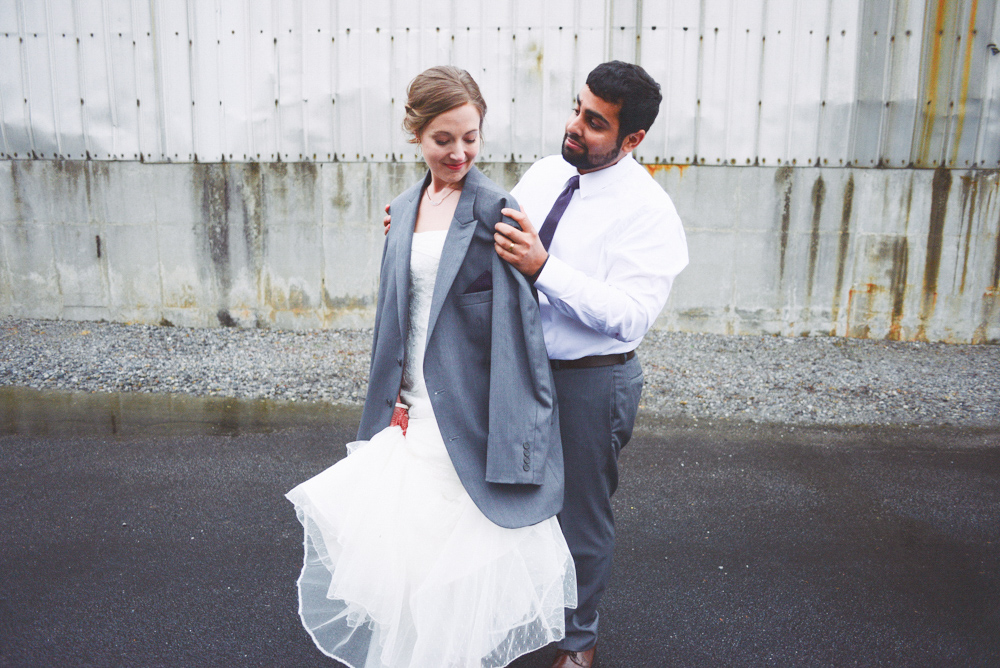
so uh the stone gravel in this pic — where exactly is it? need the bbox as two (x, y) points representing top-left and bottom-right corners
(1, 317), (997, 428)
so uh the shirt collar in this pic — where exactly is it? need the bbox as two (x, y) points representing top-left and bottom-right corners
(576, 152), (634, 199)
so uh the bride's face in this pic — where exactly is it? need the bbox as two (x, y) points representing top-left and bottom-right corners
(418, 103), (481, 188)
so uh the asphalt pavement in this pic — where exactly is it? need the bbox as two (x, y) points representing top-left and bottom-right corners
(1, 388), (998, 667)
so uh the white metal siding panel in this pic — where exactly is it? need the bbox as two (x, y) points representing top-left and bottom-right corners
(879, 0), (923, 167)
(644, 2), (699, 164)
(816, 0), (860, 167)
(2, 0), (999, 167)
(947, 0), (997, 167)
(757, 1), (800, 166)
(787, 2), (828, 166)
(695, 0), (764, 166)
(976, 1), (1000, 167)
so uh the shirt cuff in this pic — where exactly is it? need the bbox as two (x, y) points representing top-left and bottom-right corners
(529, 256), (549, 284)
(532, 253), (576, 298)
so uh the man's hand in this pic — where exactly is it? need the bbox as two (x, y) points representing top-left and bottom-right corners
(495, 208), (548, 278)
(383, 204), (391, 235)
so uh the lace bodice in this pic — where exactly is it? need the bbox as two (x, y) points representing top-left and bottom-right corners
(399, 230), (447, 419)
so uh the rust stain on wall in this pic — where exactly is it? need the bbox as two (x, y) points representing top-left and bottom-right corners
(8, 160), (32, 223)
(806, 175), (826, 298)
(198, 164), (234, 325)
(241, 162), (266, 279)
(975, 289), (1000, 344)
(993, 208), (1000, 290)
(957, 174), (977, 292)
(949, 0), (979, 165)
(916, 0), (950, 167)
(917, 167), (952, 339)
(846, 283), (877, 339)
(775, 166), (794, 281)
(645, 163), (689, 178)
(887, 238), (910, 341)
(830, 175), (855, 333)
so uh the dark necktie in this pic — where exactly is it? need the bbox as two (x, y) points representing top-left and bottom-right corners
(537, 175), (580, 250)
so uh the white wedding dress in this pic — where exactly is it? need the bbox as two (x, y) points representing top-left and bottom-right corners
(286, 230), (576, 668)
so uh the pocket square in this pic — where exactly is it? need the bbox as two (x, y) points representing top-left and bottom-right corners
(464, 270), (492, 293)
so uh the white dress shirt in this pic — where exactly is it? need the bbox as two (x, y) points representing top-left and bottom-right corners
(511, 153), (688, 360)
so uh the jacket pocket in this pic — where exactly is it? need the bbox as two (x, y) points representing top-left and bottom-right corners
(454, 288), (493, 306)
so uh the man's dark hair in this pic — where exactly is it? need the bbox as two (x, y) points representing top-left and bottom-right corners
(585, 61), (662, 142)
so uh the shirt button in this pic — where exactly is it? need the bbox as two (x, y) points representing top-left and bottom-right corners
(523, 464), (530, 472)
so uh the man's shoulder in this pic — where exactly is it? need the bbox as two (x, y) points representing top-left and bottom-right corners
(621, 158), (676, 202)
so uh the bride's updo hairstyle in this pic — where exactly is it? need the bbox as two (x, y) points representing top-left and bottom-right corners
(403, 66), (487, 143)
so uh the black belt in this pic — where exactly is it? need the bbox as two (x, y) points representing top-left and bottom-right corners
(550, 350), (635, 371)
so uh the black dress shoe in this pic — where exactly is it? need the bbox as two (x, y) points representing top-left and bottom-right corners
(551, 646), (596, 668)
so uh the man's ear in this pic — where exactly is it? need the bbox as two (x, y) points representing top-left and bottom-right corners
(622, 129), (646, 153)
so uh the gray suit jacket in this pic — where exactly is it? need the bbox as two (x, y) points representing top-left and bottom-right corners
(357, 167), (563, 529)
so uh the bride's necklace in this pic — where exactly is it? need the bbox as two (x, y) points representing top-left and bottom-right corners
(425, 186), (458, 206)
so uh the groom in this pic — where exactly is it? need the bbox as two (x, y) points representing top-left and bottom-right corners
(494, 61), (688, 667)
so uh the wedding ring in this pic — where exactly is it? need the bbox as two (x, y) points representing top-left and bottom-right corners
(508, 242), (515, 252)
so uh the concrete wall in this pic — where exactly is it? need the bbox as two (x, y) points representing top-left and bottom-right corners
(1, 159), (998, 343)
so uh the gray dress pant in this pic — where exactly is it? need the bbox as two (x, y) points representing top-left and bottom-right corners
(554, 353), (644, 652)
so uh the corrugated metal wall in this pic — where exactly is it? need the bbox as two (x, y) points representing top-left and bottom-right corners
(2, 0), (998, 168)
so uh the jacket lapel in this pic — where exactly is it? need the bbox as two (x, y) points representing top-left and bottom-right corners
(425, 167), (482, 344)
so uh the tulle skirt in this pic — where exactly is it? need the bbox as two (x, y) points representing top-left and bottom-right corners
(285, 417), (577, 668)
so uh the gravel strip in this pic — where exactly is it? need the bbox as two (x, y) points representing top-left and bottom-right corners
(1, 317), (997, 428)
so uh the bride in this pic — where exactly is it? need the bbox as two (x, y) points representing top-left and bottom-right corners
(286, 66), (576, 668)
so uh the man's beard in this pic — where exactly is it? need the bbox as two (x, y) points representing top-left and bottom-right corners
(561, 133), (623, 171)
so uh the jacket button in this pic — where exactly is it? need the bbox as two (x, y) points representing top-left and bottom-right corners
(523, 442), (530, 450)
(523, 464), (530, 471)
(385, 398), (392, 406)
(523, 453), (530, 463)
(397, 357), (403, 366)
